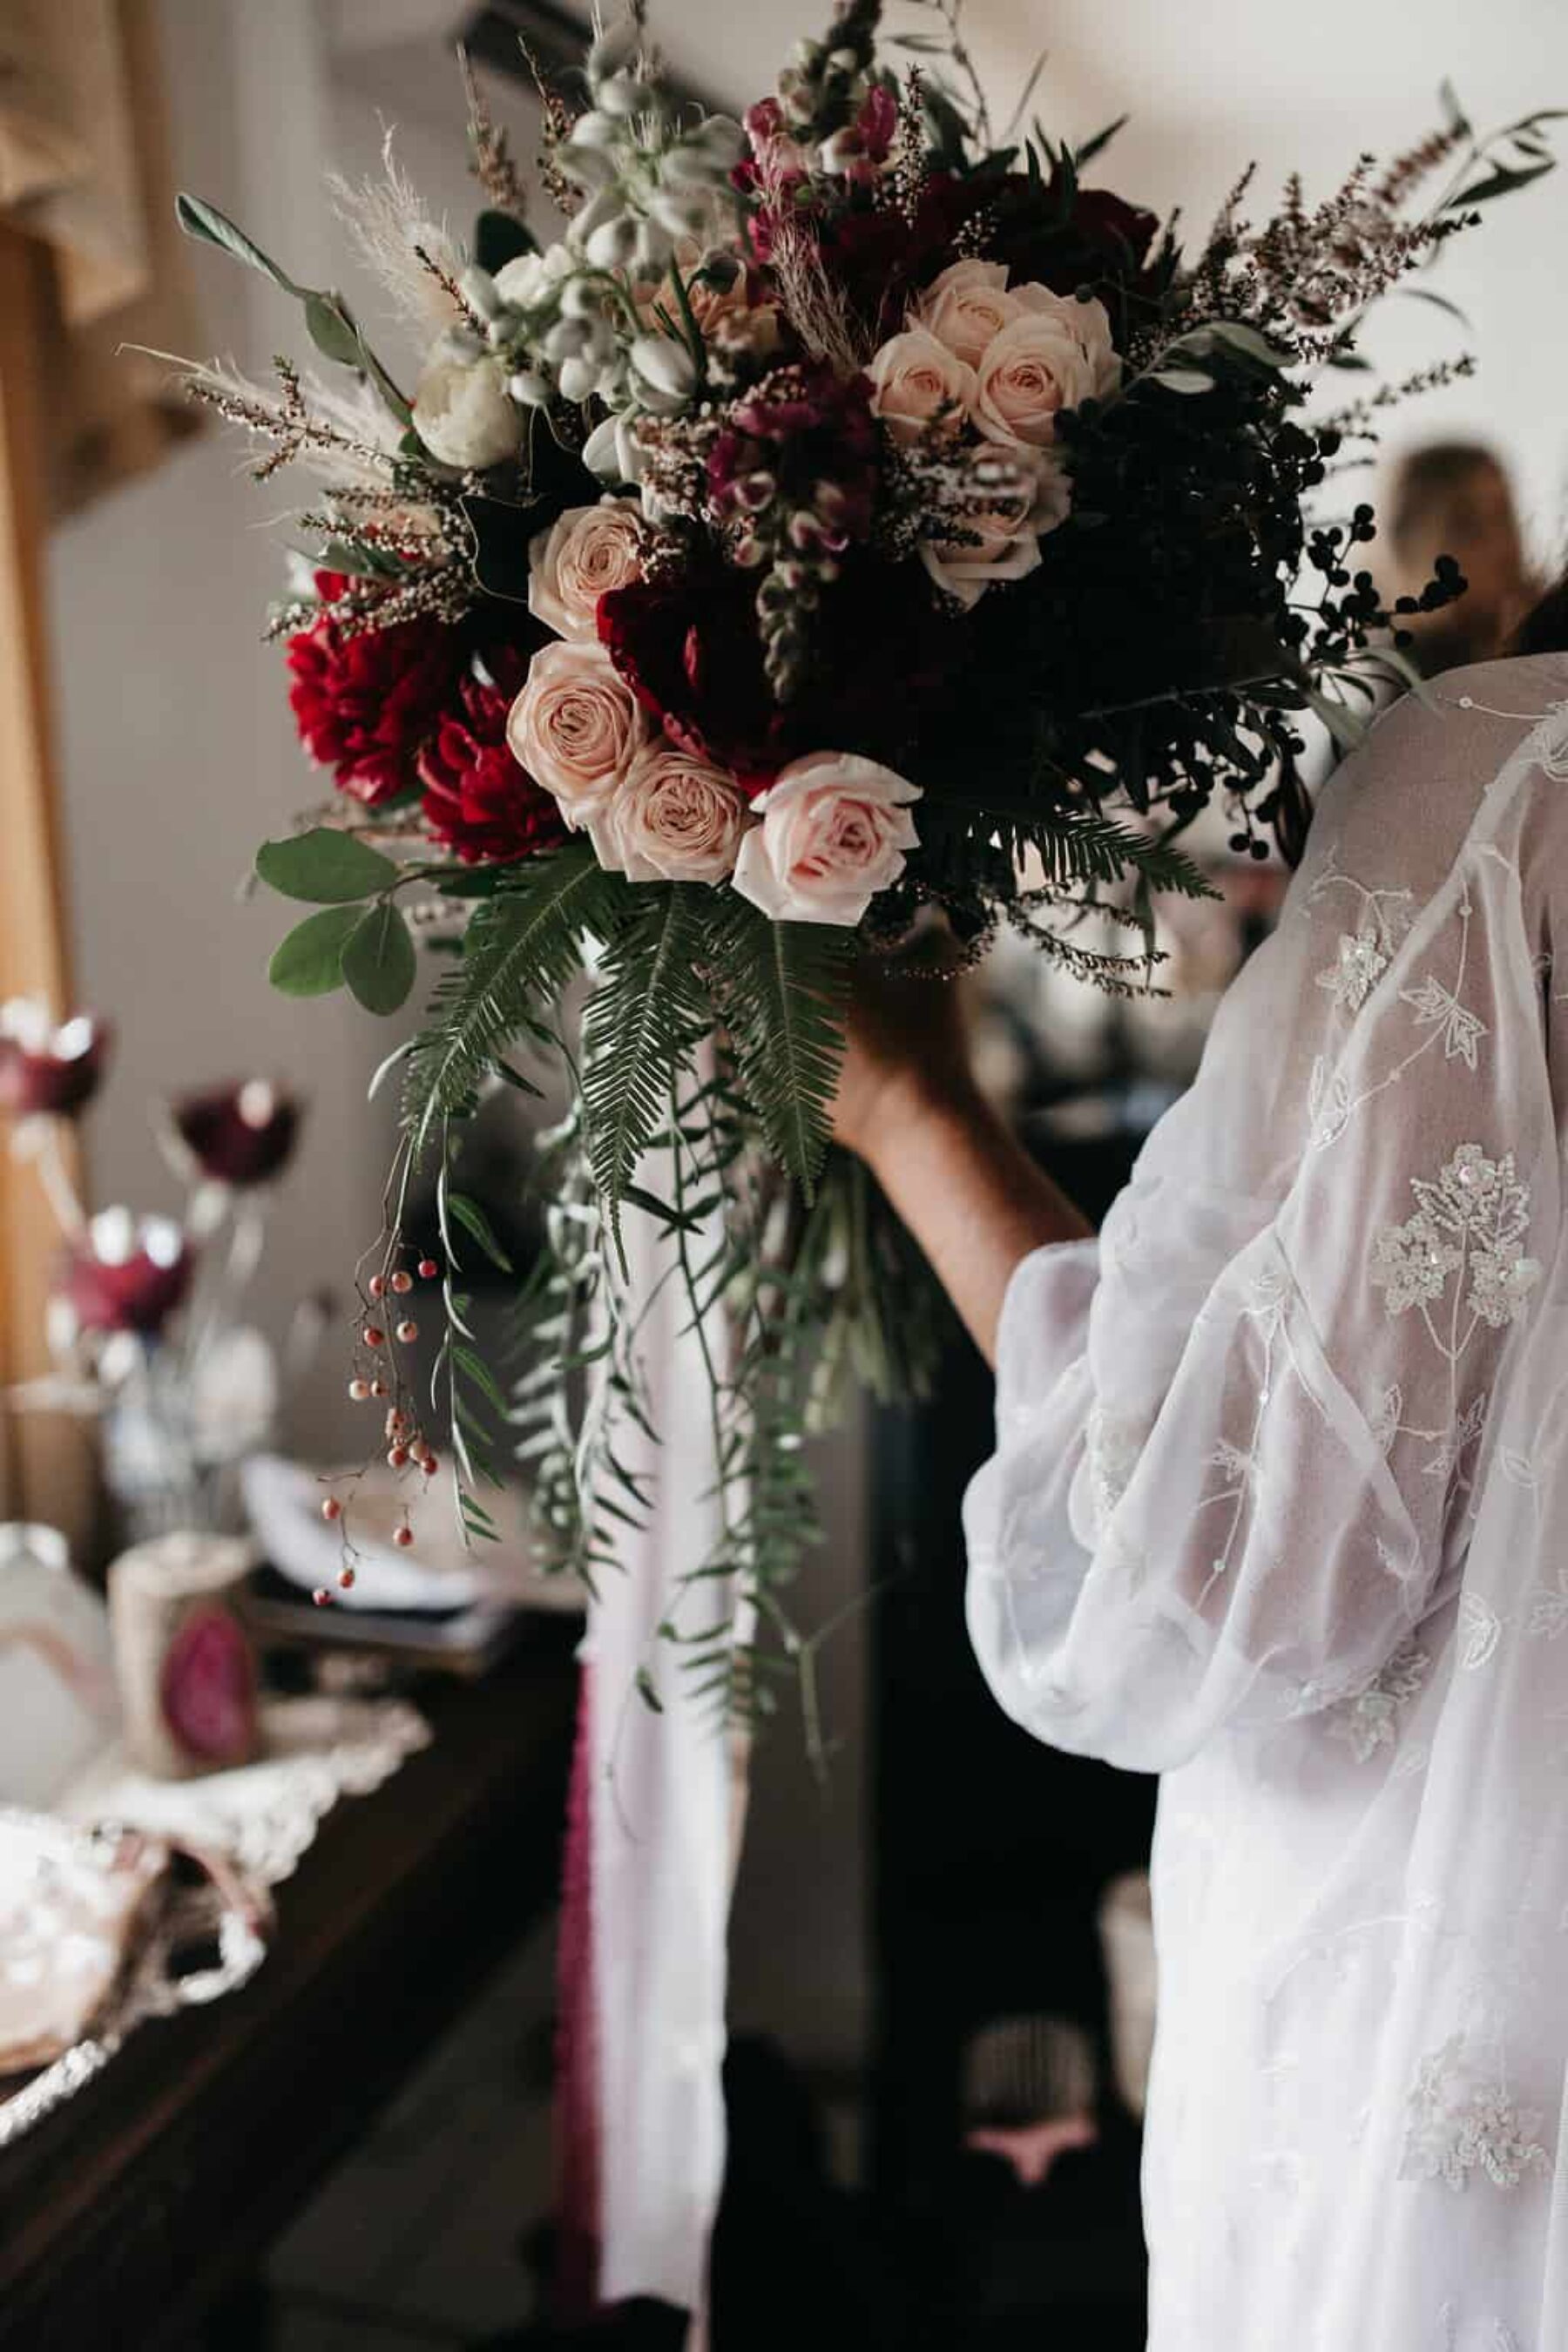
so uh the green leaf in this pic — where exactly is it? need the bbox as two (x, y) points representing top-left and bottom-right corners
(581, 886), (712, 1233)
(175, 193), (301, 295)
(256, 828), (399, 904)
(704, 901), (853, 1198)
(635, 1667), (665, 1714)
(402, 843), (630, 1156)
(268, 903), (362, 996)
(1450, 156), (1557, 208)
(174, 191), (410, 428)
(1073, 112), (1128, 170)
(473, 210), (537, 274)
(303, 291), (365, 368)
(341, 902), (417, 1014)
(445, 1190), (516, 1274)
(1148, 366), (1215, 394)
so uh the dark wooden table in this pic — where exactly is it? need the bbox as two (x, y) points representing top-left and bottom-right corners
(0, 1626), (579, 2352)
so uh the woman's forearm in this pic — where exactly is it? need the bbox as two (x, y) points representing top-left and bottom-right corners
(862, 1080), (1092, 1365)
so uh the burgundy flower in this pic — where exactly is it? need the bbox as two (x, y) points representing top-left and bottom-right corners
(989, 173), (1161, 301)
(599, 552), (954, 790)
(706, 362), (880, 548)
(286, 572), (463, 808)
(171, 1079), (301, 1188)
(418, 648), (570, 865)
(61, 1210), (192, 1338)
(0, 1002), (111, 1119)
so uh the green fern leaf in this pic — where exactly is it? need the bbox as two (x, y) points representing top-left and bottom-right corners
(705, 899), (853, 1198)
(1024, 811), (1215, 902)
(580, 884), (712, 1230)
(402, 844), (628, 1156)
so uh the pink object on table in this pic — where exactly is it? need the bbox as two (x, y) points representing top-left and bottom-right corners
(159, 1605), (257, 1767)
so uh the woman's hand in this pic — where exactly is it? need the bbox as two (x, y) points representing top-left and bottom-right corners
(829, 954), (976, 1170)
(830, 949), (1092, 1366)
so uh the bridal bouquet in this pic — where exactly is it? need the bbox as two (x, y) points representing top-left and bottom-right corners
(175, 0), (1553, 1700)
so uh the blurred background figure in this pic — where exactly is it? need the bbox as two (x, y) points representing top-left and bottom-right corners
(1382, 438), (1542, 673)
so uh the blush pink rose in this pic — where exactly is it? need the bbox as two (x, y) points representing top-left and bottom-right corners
(973, 290), (1120, 449)
(586, 742), (749, 882)
(505, 639), (650, 822)
(864, 324), (977, 447)
(528, 499), (645, 642)
(913, 257), (1018, 368)
(921, 451), (1072, 611)
(730, 752), (920, 927)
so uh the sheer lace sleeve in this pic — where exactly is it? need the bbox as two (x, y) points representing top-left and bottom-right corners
(963, 687), (1561, 1772)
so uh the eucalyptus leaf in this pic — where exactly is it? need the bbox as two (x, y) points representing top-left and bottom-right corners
(175, 193), (301, 295)
(256, 828), (399, 903)
(1148, 367), (1215, 394)
(268, 904), (362, 997)
(341, 902), (418, 1015)
(304, 292), (365, 368)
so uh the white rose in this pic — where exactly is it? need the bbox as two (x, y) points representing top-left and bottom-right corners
(864, 324), (977, 447)
(586, 743), (749, 882)
(505, 639), (650, 821)
(973, 291), (1119, 449)
(528, 499), (645, 641)
(411, 353), (524, 470)
(730, 752), (920, 928)
(920, 451), (1072, 610)
(913, 258), (1017, 368)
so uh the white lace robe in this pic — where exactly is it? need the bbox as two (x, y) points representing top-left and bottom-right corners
(963, 655), (1568, 2351)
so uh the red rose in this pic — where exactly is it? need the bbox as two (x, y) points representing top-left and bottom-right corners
(418, 650), (570, 865)
(599, 554), (954, 790)
(0, 1005), (111, 1118)
(990, 173), (1161, 301)
(62, 1211), (192, 1337)
(170, 1078), (301, 1188)
(287, 572), (463, 808)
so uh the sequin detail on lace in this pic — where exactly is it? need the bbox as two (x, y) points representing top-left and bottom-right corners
(1400, 2032), (1551, 2191)
(1371, 1147), (1540, 1330)
(1327, 1639), (1429, 1762)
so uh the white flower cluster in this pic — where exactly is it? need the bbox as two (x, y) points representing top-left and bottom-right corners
(409, 29), (742, 482)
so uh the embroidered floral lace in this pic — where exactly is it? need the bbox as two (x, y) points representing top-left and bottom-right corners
(963, 656), (1568, 2349)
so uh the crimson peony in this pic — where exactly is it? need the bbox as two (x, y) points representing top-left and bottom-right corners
(287, 572), (463, 808)
(599, 553), (953, 790)
(419, 651), (570, 864)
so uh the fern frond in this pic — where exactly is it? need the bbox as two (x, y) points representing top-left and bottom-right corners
(1021, 811), (1216, 901)
(704, 899), (853, 1198)
(402, 844), (628, 1156)
(580, 884), (713, 1235)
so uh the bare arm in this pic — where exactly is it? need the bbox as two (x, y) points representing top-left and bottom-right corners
(832, 967), (1092, 1365)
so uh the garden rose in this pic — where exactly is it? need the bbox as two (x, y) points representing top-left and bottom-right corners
(420, 655), (568, 864)
(730, 752), (920, 927)
(528, 499), (645, 641)
(587, 743), (749, 883)
(864, 325), (977, 446)
(973, 292), (1119, 449)
(411, 351), (525, 471)
(287, 573), (460, 807)
(0, 1000), (111, 1118)
(921, 452), (1072, 610)
(914, 257), (1017, 367)
(506, 639), (650, 821)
